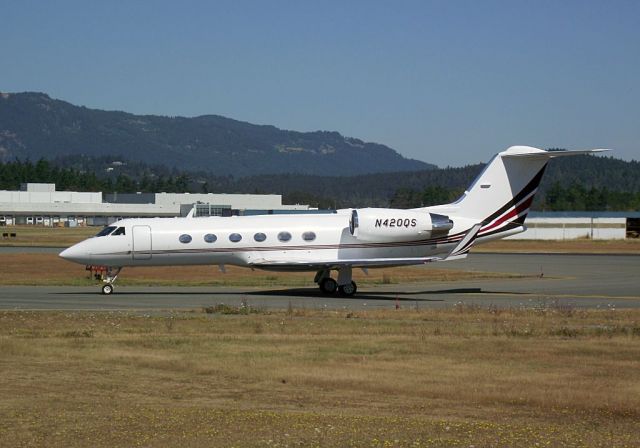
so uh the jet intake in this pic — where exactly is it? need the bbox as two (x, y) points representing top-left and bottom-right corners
(349, 209), (453, 242)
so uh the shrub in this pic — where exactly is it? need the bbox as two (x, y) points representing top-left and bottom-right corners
(61, 329), (94, 338)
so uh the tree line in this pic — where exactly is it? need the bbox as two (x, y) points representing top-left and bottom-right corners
(388, 182), (640, 211)
(0, 159), (191, 194)
(1, 158), (639, 211)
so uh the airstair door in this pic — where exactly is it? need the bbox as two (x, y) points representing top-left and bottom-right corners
(132, 225), (152, 260)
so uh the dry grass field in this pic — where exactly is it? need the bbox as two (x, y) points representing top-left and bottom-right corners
(475, 238), (640, 254)
(0, 306), (639, 447)
(0, 226), (96, 247)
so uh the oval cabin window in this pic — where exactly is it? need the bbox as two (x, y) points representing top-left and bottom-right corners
(254, 232), (267, 242)
(302, 231), (316, 242)
(179, 234), (192, 244)
(204, 233), (217, 243)
(277, 231), (292, 242)
(229, 233), (242, 243)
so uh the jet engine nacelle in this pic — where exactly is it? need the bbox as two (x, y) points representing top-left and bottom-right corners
(349, 208), (453, 242)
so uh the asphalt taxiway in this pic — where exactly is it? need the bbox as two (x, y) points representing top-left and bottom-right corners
(0, 252), (638, 310)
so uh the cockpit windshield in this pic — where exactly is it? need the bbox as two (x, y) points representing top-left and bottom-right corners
(95, 226), (116, 237)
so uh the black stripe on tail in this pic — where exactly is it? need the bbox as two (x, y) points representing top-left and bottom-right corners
(482, 164), (547, 225)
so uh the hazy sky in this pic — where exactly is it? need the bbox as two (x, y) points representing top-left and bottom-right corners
(2, 0), (639, 167)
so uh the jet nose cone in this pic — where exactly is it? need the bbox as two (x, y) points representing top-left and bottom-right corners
(59, 247), (73, 260)
(59, 244), (91, 264)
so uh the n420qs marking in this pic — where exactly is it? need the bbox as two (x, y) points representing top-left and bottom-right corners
(59, 146), (609, 296)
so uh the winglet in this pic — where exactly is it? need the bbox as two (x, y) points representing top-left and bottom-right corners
(442, 223), (483, 261)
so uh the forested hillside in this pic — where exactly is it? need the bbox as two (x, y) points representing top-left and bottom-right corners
(0, 92), (431, 176)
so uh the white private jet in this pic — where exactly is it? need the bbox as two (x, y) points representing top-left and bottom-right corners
(59, 146), (607, 295)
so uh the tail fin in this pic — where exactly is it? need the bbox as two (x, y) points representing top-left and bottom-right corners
(452, 146), (609, 236)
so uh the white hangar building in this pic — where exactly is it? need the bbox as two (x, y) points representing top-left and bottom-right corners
(506, 211), (640, 240)
(0, 183), (313, 227)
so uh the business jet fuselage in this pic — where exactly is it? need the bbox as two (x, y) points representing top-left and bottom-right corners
(60, 146), (607, 295)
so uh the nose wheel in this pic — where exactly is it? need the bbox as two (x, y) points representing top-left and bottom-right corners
(99, 267), (121, 295)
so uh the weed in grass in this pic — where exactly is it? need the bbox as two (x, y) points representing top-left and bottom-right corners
(202, 303), (264, 315)
(487, 303), (502, 315)
(60, 329), (94, 338)
(550, 299), (576, 317)
(504, 324), (534, 338)
(552, 326), (579, 338)
(454, 302), (482, 314)
(164, 316), (175, 332)
(203, 305), (215, 314)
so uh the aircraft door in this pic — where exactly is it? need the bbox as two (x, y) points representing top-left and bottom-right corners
(132, 225), (152, 260)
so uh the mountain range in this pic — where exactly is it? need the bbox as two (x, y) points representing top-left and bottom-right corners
(0, 92), (433, 176)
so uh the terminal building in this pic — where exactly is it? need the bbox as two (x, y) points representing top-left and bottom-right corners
(0, 183), (313, 227)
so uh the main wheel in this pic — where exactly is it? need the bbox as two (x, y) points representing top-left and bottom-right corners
(319, 277), (338, 294)
(101, 283), (114, 295)
(338, 281), (357, 297)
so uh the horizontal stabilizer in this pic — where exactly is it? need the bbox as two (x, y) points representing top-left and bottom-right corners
(442, 222), (483, 261)
(501, 148), (611, 159)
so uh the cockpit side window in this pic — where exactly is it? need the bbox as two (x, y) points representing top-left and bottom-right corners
(95, 226), (116, 237)
(111, 227), (126, 236)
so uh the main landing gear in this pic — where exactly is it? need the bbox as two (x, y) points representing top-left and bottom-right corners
(100, 267), (122, 295)
(315, 267), (358, 297)
(338, 281), (357, 297)
(319, 277), (338, 294)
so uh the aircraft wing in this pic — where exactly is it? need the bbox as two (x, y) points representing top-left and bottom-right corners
(249, 223), (483, 270)
(249, 257), (440, 271)
(249, 256), (440, 269)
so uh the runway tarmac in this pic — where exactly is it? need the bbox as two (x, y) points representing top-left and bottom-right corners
(0, 253), (638, 311)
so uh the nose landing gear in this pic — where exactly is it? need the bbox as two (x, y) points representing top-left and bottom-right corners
(100, 267), (122, 295)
